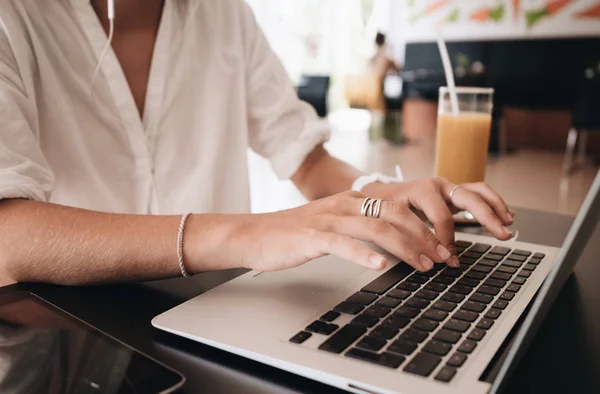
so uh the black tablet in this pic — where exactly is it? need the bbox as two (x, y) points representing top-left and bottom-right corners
(0, 291), (185, 394)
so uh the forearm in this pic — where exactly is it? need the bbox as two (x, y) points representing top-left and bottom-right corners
(0, 200), (240, 286)
(291, 145), (364, 200)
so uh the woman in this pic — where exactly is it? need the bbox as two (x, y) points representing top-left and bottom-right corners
(0, 0), (514, 286)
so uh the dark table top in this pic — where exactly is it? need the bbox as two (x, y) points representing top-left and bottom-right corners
(9, 207), (600, 393)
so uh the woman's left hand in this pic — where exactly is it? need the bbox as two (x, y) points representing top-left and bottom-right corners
(361, 177), (515, 267)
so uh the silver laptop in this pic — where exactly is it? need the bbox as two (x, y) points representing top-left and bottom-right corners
(153, 170), (600, 394)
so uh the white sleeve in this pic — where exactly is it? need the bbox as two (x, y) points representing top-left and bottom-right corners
(0, 25), (53, 201)
(241, 3), (330, 180)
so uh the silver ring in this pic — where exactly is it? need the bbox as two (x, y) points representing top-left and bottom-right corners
(361, 198), (383, 218)
(449, 185), (463, 199)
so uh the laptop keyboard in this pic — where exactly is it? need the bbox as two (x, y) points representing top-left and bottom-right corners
(288, 241), (547, 383)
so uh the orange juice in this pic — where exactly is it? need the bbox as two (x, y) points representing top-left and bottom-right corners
(435, 112), (492, 185)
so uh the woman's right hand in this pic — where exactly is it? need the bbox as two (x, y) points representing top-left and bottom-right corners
(185, 190), (453, 274)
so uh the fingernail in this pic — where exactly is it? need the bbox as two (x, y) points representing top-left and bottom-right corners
(370, 255), (386, 269)
(419, 255), (434, 271)
(436, 244), (451, 261)
(504, 227), (515, 238)
(451, 256), (460, 268)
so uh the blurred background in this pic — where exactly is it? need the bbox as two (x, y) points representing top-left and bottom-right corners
(246, 0), (600, 217)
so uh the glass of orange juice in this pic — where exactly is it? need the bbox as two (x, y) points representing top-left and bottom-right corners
(435, 87), (494, 185)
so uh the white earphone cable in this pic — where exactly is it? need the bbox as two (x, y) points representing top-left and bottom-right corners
(90, 0), (115, 96)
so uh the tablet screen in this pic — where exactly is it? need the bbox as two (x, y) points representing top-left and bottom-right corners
(0, 292), (184, 394)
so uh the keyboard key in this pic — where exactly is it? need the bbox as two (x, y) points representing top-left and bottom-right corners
(356, 335), (386, 351)
(490, 246), (510, 255)
(484, 278), (507, 288)
(400, 328), (429, 343)
(403, 352), (441, 377)
(462, 301), (486, 313)
(432, 300), (458, 312)
(423, 339), (452, 356)
(397, 282), (420, 292)
(447, 352), (467, 367)
(364, 305), (391, 318)
(459, 256), (477, 265)
(523, 263), (537, 271)
(433, 275), (455, 285)
(420, 269), (438, 278)
(350, 314), (379, 328)
(289, 331), (312, 344)
(455, 240), (472, 248)
(415, 289), (439, 300)
(388, 339), (418, 355)
(507, 283), (522, 293)
(362, 262), (414, 295)
(394, 306), (420, 318)
(425, 282), (447, 292)
(500, 291), (516, 301)
(478, 285), (500, 296)
(412, 318), (439, 332)
(512, 276), (527, 285)
(456, 246), (466, 254)
(465, 271), (487, 280)
(454, 310), (478, 322)
(507, 253), (527, 262)
(502, 260), (523, 268)
(371, 325), (399, 340)
(476, 318), (494, 330)
(518, 270), (532, 278)
(306, 320), (339, 335)
(377, 296), (402, 309)
(457, 278), (480, 289)
(404, 297), (430, 310)
(497, 265), (518, 274)
(319, 324), (366, 353)
(387, 289), (411, 300)
(479, 259), (500, 268)
(470, 292), (494, 304)
(334, 301), (364, 315)
(470, 243), (491, 253)
(434, 329), (462, 344)
(463, 251), (482, 259)
(346, 348), (405, 369)
(460, 263), (471, 271)
(457, 340), (478, 354)
(528, 258), (542, 265)
(533, 252), (545, 259)
(422, 309), (448, 321)
(485, 309), (502, 319)
(320, 311), (340, 322)
(513, 249), (532, 257)
(382, 315), (411, 330)
(491, 272), (512, 281)
(435, 366), (457, 382)
(444, 319), (471, 333)
(407, 274), (429, 284)
(485, 253), (505, 261)
(347, 292), (379, 305)
(493, 300), (509, 310)
(472, 264), (493, 274)
(451, 285), (473, 295)
(467, 328), (486, 341)
(442, 292), (465, 303)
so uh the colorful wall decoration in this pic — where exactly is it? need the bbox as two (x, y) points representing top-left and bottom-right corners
(393, 0), (600, 42)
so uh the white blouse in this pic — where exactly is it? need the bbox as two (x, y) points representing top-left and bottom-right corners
(0, 0), (329, 214)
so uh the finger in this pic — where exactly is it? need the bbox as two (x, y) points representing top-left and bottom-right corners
(449, 188), (513, 240)
(315, 230), (388, 270)
(407, 192), (459, 268)
(322, 213), (436, 273)
(464, 183), (513, 225)
(378, 202), (453, 267)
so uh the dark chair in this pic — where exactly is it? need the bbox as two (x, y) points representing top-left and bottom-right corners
(296, 75), (330, 118)
(563, 70), (600, 174)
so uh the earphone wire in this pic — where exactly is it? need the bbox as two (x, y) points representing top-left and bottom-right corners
(90, 0), (115, 97)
